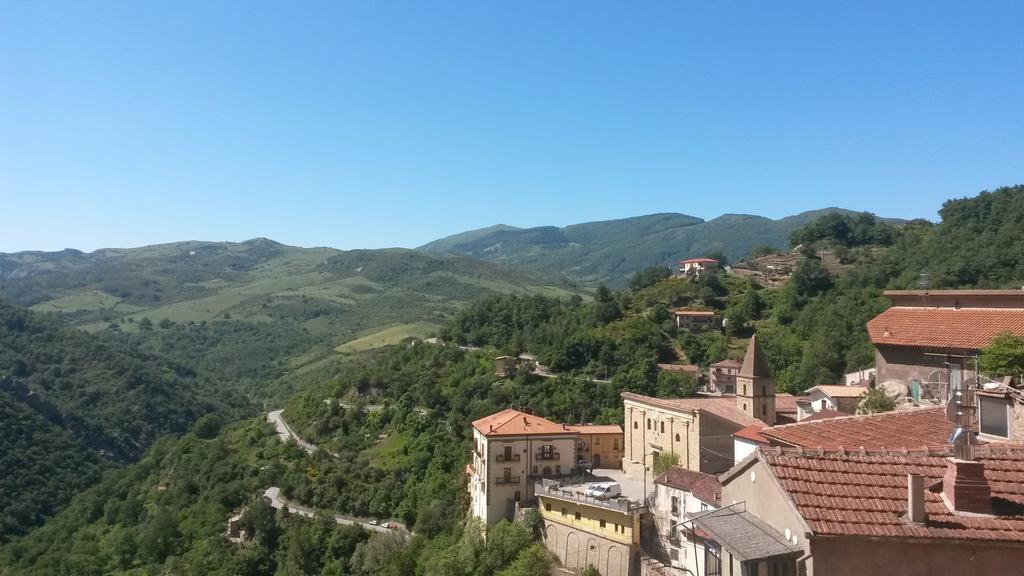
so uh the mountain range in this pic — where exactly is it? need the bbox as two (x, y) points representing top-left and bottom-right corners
(418, 208), (879, 286)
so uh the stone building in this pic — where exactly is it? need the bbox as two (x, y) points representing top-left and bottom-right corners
(644, 467), (721, 575)
(536, 479), (645, 576)
(672, 309), (718, 330)
(622, 335), (796, 478)
(709, 359), (741, 394)
(468, 409), (578, 524)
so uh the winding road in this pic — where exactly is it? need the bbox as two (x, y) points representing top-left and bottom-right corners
(267, 409), (339, 459)
(262, 487), (398, 535)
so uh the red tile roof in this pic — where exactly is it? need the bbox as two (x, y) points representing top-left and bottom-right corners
(622, 392), (800, 427)
(657, 363), (700, 374)
(711, 359), (742, 369)
(680, 258), (720, 264)
(472, 408), (574, 437)
(734, 425), (770, 444)
(799, 409), (848, 423)
(567, 424), (623, 435)
(673, 310), (716, 317)
(655, 466), (722, 504)
(761, 407), (952, 450)
(760, 445), (1024, 542)
(867, 306), (1024, 350)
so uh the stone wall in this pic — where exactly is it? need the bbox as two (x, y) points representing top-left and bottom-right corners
(542, 517), (638, 576)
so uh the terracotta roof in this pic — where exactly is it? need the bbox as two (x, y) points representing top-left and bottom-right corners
(884, 289), (1024, 298)
(734, 425), (770, 444)
(673, 310), (716, 317)
(761, 407), (952, 450)
(711, 359), (742, 369)
(680, 258), (719, 264)
(739, 334), (772, 378)
(623, 392), (761, 426)
(567, 424), (623, 435)
(472, 408), (574, 437)
(760, 445), (1024, 542)
(654, 466), (721, 504)
(808, 384), (869, 399)
(867, 306), (1024, 350)
(657, 363), (700, 374)
(799, 409), (848, 423)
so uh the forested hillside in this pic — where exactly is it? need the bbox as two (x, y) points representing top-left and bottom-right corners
(419, 208), (889, 287)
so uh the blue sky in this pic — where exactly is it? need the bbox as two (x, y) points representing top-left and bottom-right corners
(1, 1), (1021, 252)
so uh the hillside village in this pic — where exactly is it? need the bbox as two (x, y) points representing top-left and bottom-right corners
(466, 278), (1024, 575)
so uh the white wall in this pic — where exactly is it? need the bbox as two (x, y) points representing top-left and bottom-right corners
(734, 437), (759, 465)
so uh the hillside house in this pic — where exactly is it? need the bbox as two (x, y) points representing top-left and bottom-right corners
(677, 258), (720, 278)
(720, 445), (1024, 576)
(709, 359), (741, 394)
(672, 309), (718, 330)
(468, 409), (579, 524)
(799, 384), (868, 417)
(866, 289), (1024, 401)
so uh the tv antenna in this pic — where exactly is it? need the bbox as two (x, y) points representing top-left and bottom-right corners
(945, 377), (979, 461)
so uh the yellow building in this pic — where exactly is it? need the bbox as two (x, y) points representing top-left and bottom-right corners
(569, 424), (624, 469)
(536, 480), (645, 576)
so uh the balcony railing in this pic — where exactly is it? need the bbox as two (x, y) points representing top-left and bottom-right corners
(495, 476), (521, 485)
(535, 451), (560, 461)
(496, 453), (521, 462)
(535, 480), (647, 513)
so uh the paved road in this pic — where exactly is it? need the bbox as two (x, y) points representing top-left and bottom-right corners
(266, 409), (339, 459)
(263, 487), (399, 535)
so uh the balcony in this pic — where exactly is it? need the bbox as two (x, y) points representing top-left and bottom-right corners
(496, 454), (521, 463)
(495, 476), (521, 485)
(535, 451), (560, 461)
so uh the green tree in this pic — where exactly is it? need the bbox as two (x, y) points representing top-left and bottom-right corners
(630, 266), (673, 291)
(858, 387), (895, 414)
(652, 451), (680, 475)
(981, 332), (1024, 380)
(496, 544), (553, 576)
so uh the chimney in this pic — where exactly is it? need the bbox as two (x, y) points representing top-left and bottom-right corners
(942, 458), (993, 515)
(907, 473), (927, 523)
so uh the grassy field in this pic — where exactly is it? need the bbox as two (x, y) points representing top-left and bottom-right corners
(334, 322), (442, 353)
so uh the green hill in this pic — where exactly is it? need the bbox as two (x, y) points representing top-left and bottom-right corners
(0, 240), (578, 351)
(419, 209), (886, 287)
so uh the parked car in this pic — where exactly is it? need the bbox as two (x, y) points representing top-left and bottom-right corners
(588, 483), (621, 499)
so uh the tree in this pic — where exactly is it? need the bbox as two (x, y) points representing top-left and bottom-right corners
(581, 566), (601, 576)
(495, 544), (554, 576)
(981, 332), (1024, 380)
(630, 266), (672, 291)
(858, 387), (895, 414)
(652, 451), (680, 475)
(138, 509), (181, 564)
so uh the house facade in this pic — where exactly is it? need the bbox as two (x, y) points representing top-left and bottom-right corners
(866, 289), (1024, 401)
(468, 409), (578, 524)
(721, 445), (1024, 576)
(569, 424), (625, 469)
(644, 467), (721, 575)
(672, 309), (718, 330)
(709, 359), (741, 394)
(803, 384), (867, 415)
(677, 258), (720, 277)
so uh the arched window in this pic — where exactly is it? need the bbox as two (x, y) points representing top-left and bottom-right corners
(675, 433), (681, 442)
(633, 421), (638, 429)
(660, 422), (665, 433)
(743, 403), (747, 411)
(647, 418), (651, 430)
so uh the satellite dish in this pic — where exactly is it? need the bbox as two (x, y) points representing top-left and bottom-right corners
(945, 399), (961, 424)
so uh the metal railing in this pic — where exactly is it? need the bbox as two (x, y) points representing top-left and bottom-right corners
(496, 454), (520, 462)
(535, 451), (560, 461)
(495, 476), (521, 485)
(535, 480), (646, 513)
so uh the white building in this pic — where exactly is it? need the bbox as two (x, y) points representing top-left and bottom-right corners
(646, 466), (722, 574)
(468, 409), (579, 524)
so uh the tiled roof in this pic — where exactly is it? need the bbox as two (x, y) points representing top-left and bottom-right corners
(808, 384), (869, 399)
(690, 508), (801, 561)
(867, 306), (1024, 350)
(761, 445), (1024, 542)
(761, 407), (952, 450)
(622, 392), (800, 427)
(799, 409), (848, 423)
(655, 466), (722, 504)
(472, 408), (574, 437)
(740, 334), (772, 378)
(680, 258), (719, 264)
(734, 425), (770, 444)
(567, 424), (623, 435)
(711, 359), (742, 369)
(673, 310), (716, 317)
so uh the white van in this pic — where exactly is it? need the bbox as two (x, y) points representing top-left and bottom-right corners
(588, 483), (621, 499)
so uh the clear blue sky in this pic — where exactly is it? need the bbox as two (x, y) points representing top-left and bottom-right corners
(2, 1), (1021, 252)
